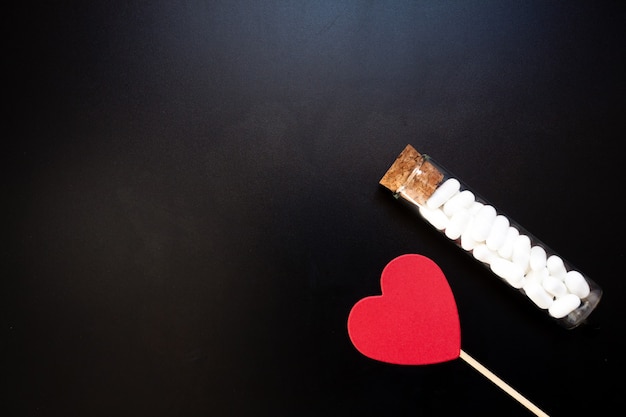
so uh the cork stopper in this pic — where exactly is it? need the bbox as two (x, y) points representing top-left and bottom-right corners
(379, 144), (444, 206)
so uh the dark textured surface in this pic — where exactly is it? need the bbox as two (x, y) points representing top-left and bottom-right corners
(5, 1), (625, 416)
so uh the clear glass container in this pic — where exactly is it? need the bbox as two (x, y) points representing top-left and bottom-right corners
(380, 144), (602, 329)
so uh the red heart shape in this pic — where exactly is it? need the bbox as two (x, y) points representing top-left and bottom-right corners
(347, 254), (461, 365)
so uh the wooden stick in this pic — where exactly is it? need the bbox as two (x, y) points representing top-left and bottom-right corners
(459, 349), (550, 417)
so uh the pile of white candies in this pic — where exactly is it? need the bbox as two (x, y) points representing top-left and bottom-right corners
(417, 178), (590, 319)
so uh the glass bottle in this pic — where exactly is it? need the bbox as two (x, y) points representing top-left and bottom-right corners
(380, 144), (602, 329)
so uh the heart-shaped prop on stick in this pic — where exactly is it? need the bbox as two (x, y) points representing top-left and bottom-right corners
(347, 254), (550, 417)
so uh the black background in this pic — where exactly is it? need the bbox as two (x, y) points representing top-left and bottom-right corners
(5, 1), (625, 416)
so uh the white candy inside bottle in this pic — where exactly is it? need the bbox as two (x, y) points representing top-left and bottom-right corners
(379, 144), (602, 329)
